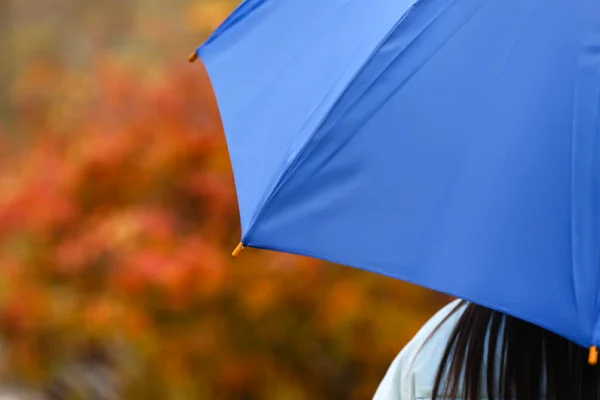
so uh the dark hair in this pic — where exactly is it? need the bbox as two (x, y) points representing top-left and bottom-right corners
(431, 301), (600, 400)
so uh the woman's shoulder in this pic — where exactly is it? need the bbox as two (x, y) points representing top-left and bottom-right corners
(373, 299), (466, 400)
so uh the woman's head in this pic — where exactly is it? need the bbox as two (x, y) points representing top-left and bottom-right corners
(432, 301), (599, 400)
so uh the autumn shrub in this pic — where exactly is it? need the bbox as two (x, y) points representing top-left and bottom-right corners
(0, 62), (448, 400)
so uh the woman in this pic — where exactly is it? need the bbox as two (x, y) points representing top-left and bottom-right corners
(374, 299), (600, 399)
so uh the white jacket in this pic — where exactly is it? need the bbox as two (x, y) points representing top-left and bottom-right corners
(373, 299), (465, 400)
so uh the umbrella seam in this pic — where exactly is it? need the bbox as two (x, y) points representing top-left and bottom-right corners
(592, 54), (600, 347)
(242, 0), (429, 244)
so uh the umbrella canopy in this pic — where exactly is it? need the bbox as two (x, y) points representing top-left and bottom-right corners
(191, 0), (600, 358)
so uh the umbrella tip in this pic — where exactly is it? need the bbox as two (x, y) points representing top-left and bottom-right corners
(589, 346), (598, 366)
(232, 242), (244, 258)
(188, 51), (198, 63)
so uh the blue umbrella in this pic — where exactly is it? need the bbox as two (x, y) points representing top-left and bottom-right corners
(190, 0), (600, 362)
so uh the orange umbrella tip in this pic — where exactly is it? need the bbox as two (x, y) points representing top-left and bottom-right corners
(589, 346), (598, 366)
(232, 242), (245, 258)
(188, 51), (198, 63)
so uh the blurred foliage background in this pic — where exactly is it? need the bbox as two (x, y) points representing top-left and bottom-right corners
(0, 1), (450, 399)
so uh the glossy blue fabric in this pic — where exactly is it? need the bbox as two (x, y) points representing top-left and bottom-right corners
(194, 0), (600, 349)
